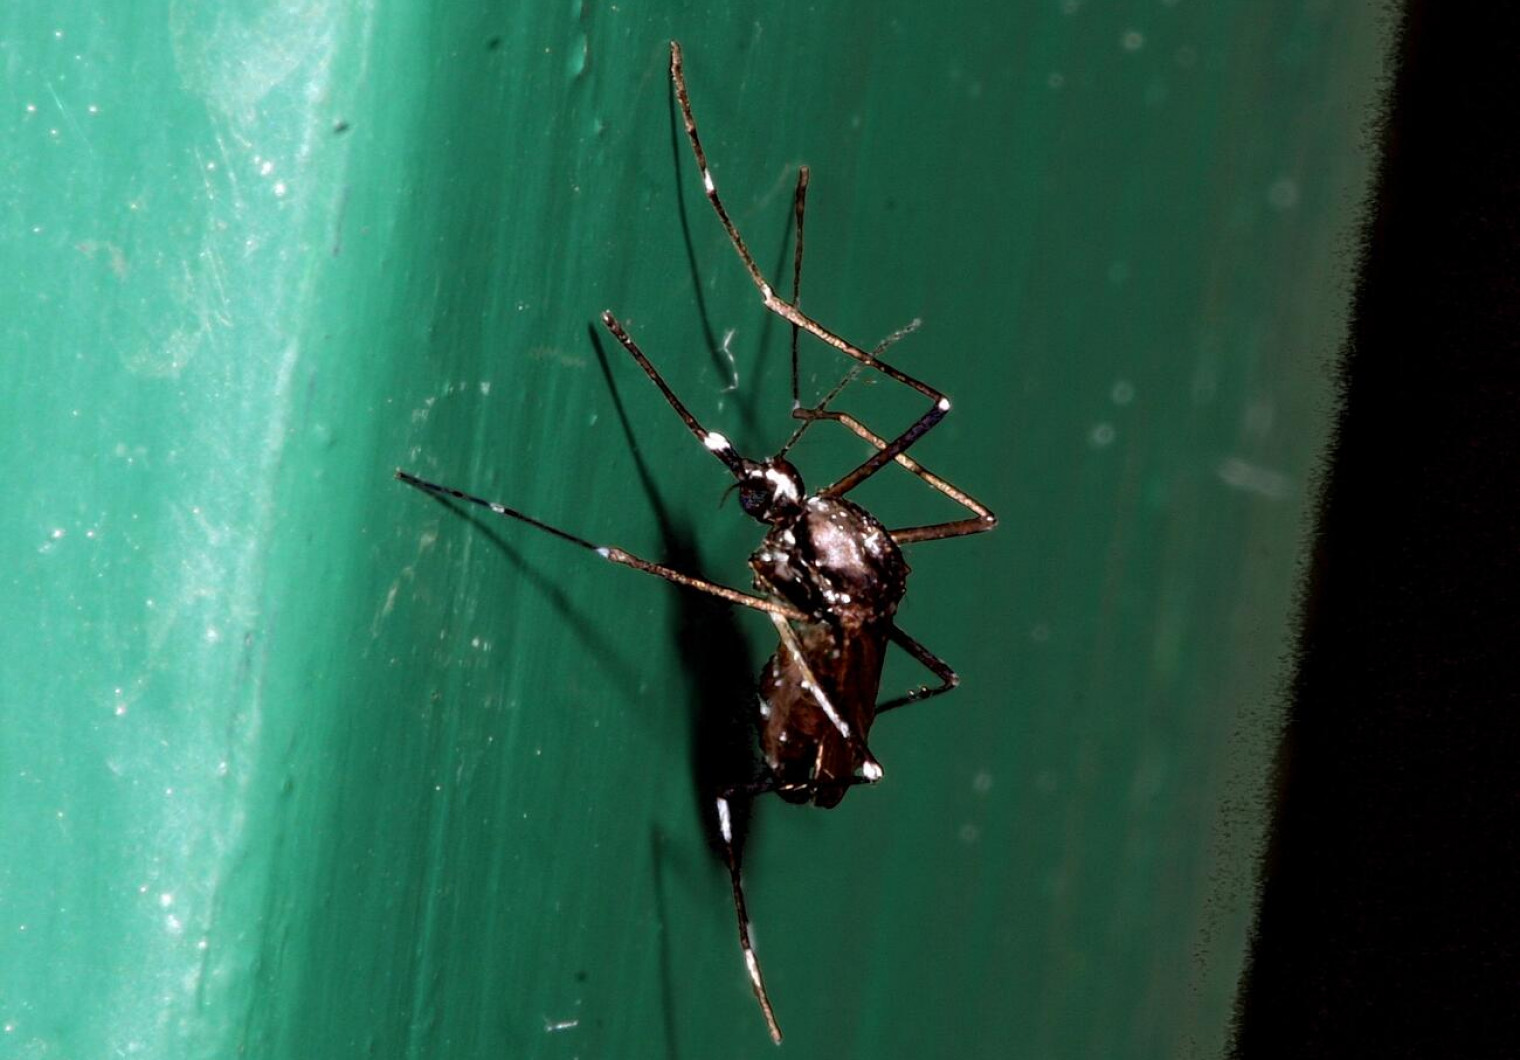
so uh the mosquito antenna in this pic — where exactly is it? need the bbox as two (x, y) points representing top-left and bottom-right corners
(778, 317), (922, 458)
(716, 796), (783, 1044)
(873, 315), (923, 354)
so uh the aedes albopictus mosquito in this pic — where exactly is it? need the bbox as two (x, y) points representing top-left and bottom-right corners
(396, 41), (996, 1043)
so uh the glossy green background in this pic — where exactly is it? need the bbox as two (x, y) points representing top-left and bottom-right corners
(1, 3), (1388, 1058)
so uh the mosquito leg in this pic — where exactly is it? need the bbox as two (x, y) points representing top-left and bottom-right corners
(718, 769), (779, 802)
(669, 40), (952, 481)
(877, 625), (959, 714)
(751, 570), (882, 772)
(759, 608), (885, 781)
(789, 166), (809, 412)
(720, 769), (818, 805)
(778, 317), (921, 458)
(715, 795), (784, 1043)
(807, 770), (890, 804)
(763, 613), (848, 743)
(598, 310), (749, 478)
(790, 408), (998, 541)
(395, 470), (804, 621)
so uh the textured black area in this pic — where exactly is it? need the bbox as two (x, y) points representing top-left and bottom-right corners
(1232, 5), (1519, 1057)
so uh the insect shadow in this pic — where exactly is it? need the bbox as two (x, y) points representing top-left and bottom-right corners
(588, 323), (762, 855)
(649, 825), (684, 1060)
(409, 317), (766, 1054)
(405, 490), (646, 697)
(591, 321), (769, 1056)
(406, 330), (763, 820)
(608, 114), (817, 1037)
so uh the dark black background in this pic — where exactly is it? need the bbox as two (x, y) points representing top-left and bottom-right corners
(1230, 4), (1518, 1057)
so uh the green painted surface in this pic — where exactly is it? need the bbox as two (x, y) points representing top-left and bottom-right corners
(1, 3), (1388, 1058)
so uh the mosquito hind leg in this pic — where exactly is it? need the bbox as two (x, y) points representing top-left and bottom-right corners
(714, 794), (784, 1043)
(669, 40), (952, 482)
(789, 166), (809, 412)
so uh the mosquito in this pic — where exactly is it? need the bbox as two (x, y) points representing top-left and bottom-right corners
(396, 41), (996, 1044)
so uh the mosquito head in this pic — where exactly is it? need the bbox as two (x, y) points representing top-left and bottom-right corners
(735, 456), (805, 525)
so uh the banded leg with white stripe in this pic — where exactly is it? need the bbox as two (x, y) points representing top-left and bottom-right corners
(716, 796), (783, 1044)
(670, 40), (958, 497)
(394, 470), (804, 622)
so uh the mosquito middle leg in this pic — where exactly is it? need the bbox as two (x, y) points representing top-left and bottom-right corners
(788, 408), (997, 541)
(876, 624), (960, 714)
(777, 317), (922, 458)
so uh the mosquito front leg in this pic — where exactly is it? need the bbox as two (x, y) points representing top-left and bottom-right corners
(395, 470), (804, 621)
(598, 311), (750, 477)
(670, 40), (952, 485)
(790, 408), (997, 542)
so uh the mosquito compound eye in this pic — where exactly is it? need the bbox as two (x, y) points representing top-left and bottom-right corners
(737, 459), (804, 523)
(738, 477), (776, 519)
(738, 482), (762, 511)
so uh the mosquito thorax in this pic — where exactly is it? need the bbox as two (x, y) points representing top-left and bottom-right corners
(737, 456), (806, 525)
